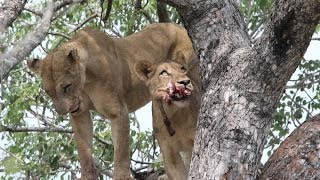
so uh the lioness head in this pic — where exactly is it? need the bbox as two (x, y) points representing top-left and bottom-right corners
(135, 61), (193, 106)
(27, 45), (86, 116)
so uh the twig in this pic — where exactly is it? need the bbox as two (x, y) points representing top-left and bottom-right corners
(111, 25), (122, 37)
(93, 134), (113, 146)
(55, 0), (87, 12)
(48, 31), (71, 39)
(24, 7), (42, 17)
(0, 124), (73, 133)
(132, 165), (149, 172)
(131, 158), (153, 165)
(134, 0), (153, 23)
(24, 0), (86, 17)
(73, 13), (98, 32)
(139, 10), (154, 24)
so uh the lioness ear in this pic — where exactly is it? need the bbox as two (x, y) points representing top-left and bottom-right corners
(134, 61), (154, 82)
(27, 58), (43, 75)
(67, 48), (80, 63)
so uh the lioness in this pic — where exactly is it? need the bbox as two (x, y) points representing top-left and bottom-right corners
(135, 61), (200, 180)
(27, 23), (196, 180)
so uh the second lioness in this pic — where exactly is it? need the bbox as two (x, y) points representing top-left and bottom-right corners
(135, 61), (200, 180)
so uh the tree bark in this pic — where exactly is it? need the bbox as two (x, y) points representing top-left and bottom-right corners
(0, 0), (54, 80)
(160, 0), (320, 179)
(259, 114), (320, 179)
(0, 0), (27, 32)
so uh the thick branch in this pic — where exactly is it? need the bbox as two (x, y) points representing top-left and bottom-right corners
(157, 1), (170, 23)
(256, 0), (320, 82)
(0, 0), (27, 32)
(0, 0), (54, 79)
(259, 114), (320, 179)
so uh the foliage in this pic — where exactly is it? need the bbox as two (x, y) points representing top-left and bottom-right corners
(0, 0), (319, 178)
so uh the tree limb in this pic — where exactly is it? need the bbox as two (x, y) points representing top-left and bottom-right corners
(48, 31), (71, 39)
(259, 114), (320, 179)
(312, 38), (320, 41)
(0, 0), (55, 80)
(134, 0), (154, 24)
(256, 0), (320, 79)
(72, 13), (98, 32)
(103, 0), (113, 23)
(0, 0), (27, 32)
(157, 1), (170, 23)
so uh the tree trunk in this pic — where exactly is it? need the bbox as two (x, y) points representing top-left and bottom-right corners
(160, 0), (320, 179)
(259, 114), (320, 179)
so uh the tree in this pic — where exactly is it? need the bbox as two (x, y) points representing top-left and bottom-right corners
(0, 0), (320, 179)
(159, 0), (320, 179)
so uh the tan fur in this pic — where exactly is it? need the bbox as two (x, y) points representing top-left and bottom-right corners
(135, 61), (200, 180)
(27, 23), (196, 180)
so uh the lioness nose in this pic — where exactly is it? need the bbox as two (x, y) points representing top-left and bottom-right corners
(178, 79), (190, 86)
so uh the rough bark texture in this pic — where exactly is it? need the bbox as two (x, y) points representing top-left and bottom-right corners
(0, 1), (54, 79)
(160, 0), (320, 179)
(0, 0), (27, 32)
(259, 114), (320, 179)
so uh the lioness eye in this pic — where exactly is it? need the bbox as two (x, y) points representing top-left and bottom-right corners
(63, 84), (72, 93)
(160, 70), (169, 76)
(181, 66), (187, 72)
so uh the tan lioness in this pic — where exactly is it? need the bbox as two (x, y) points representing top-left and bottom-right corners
(27, 23), (196, 180)
(135, 61), (200, 180)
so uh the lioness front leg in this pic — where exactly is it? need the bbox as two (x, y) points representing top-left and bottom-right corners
(110, 107), (132, 180)
(70, 111), (98, 180)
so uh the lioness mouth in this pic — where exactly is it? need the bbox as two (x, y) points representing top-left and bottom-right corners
(70, 106), (80, 114)
(167, 81), (192, 102)
(172, 93), (189, 101)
